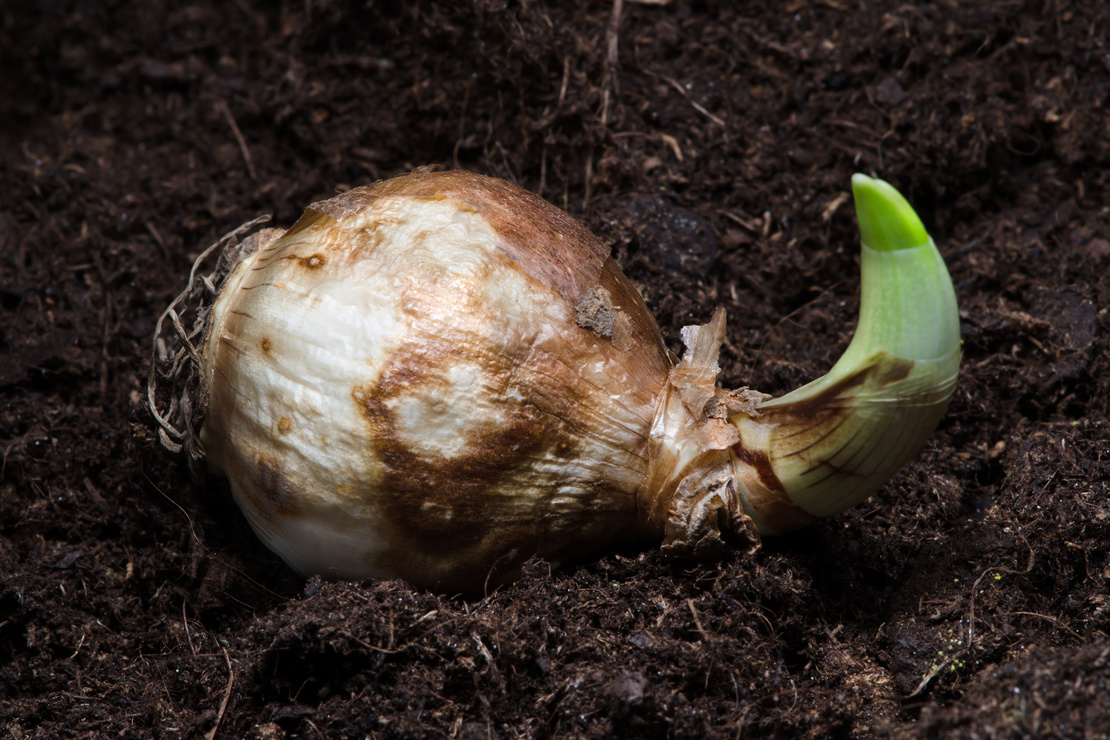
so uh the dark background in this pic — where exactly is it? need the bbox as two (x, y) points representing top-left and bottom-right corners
(2, 1), (1108, 737)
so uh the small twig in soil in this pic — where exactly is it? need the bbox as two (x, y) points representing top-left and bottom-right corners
(205, 645), (235, 740)
(338, 630), (409, 655)
(66, 630), (85, 660)
(183, 600), (196, 655)
(662, 76), (726, 127)
(218, 100), (257, 181)
(599, 0), (623, 128)
(687, 598), (711, 641)
(1006, 611), (1082, 640)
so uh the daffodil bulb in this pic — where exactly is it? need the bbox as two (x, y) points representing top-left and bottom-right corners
(151, 170), (959, 592)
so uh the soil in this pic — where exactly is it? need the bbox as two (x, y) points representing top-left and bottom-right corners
(2, 1), (1109, 738)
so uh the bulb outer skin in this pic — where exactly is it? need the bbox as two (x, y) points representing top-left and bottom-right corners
(199, 170), (733, 593)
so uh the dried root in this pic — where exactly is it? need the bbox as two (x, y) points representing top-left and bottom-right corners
(146, 215), (278, 474)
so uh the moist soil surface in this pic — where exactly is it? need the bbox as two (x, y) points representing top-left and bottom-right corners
(2, 2), (1109, 738)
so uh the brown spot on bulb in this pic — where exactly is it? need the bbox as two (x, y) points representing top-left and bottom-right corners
(300, 253), (326, 269)
(278, 417), (292, 433)
(348, 336), (579, 564)
(261, 337), (272, 352)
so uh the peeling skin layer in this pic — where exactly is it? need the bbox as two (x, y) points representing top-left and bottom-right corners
(200, 172), (674, 592)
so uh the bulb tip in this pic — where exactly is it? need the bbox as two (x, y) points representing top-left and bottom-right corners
(852, 174), (929, 252)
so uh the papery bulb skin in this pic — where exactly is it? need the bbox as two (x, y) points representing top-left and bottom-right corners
(199, 170), (713, 593)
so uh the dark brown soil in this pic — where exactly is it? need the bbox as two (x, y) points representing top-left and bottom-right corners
(3, 1), (1109, 737)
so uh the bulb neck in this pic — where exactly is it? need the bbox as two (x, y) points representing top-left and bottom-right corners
(638, 309), (762, 557)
